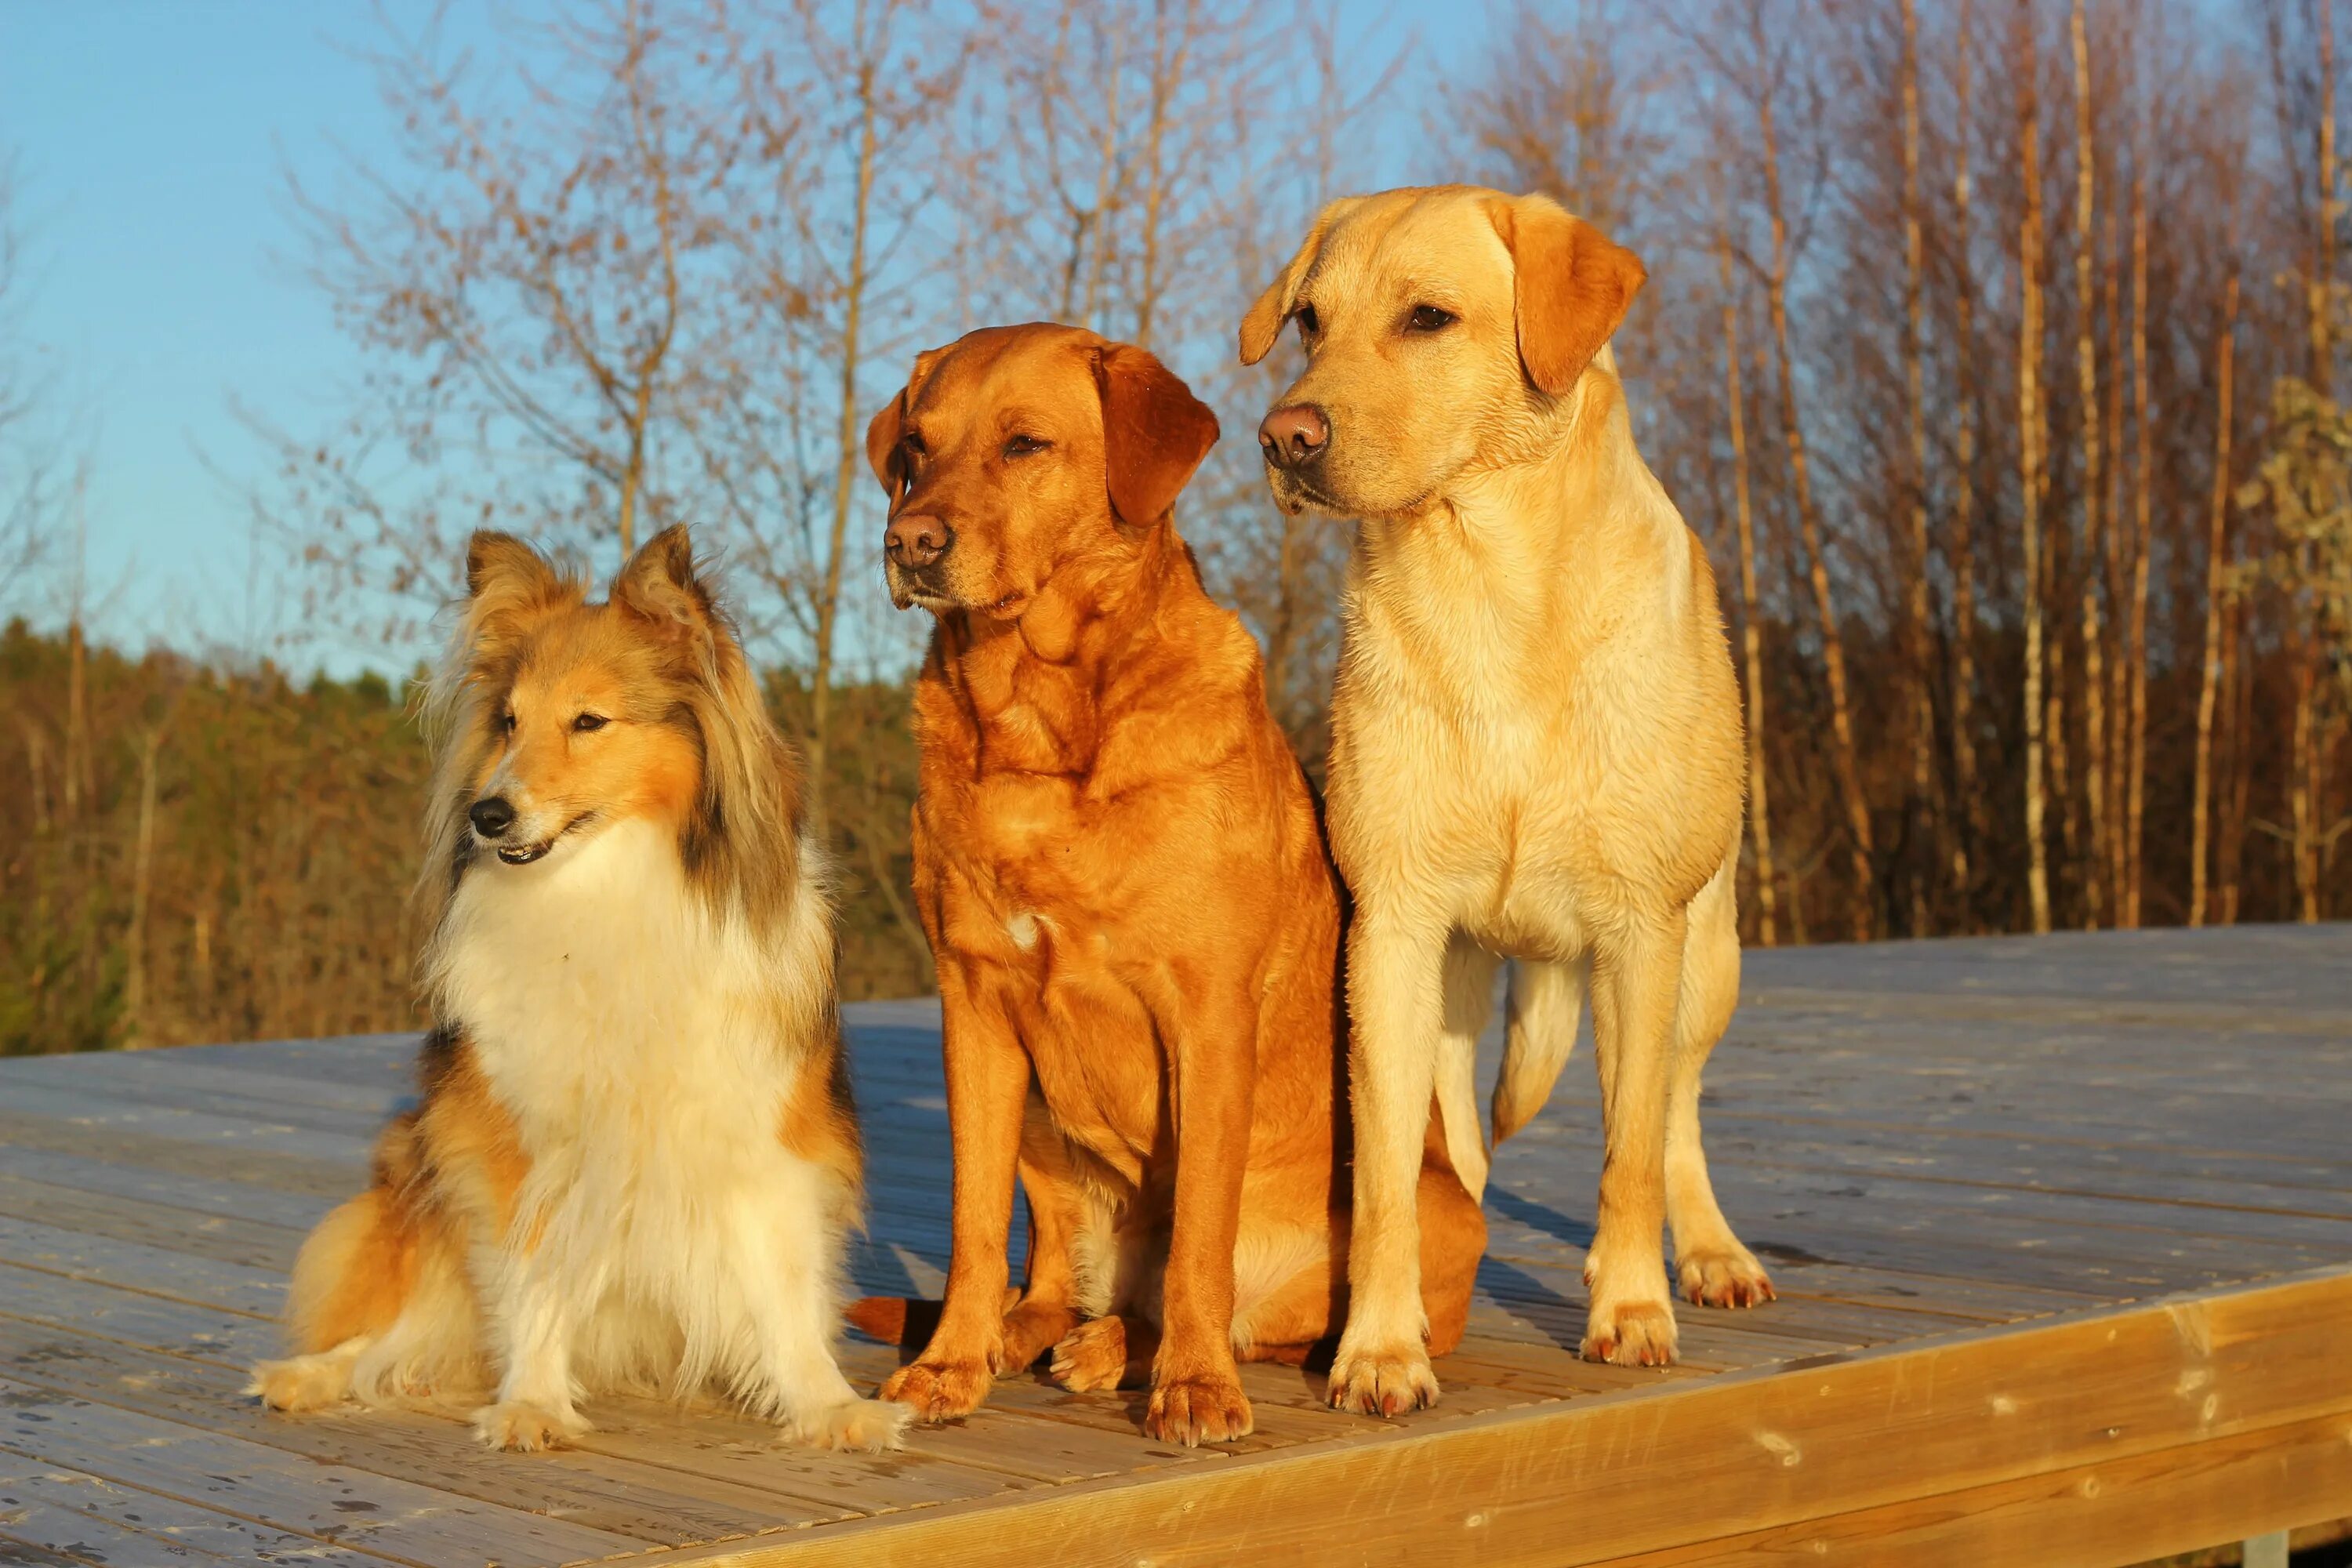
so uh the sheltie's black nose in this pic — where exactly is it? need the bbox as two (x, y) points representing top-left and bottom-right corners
(469, 797), (516, 839)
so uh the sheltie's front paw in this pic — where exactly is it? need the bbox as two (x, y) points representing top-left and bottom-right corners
(787, 1396), (912, 1453)
(246, 1355), (351, 1413)
(878, 1357), (992, 1423)
(471, 1400), (586, 1453)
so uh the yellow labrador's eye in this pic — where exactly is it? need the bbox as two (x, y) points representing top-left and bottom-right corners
(1003, 434), (1051, 459)
(572, 713), (608, 733)
(1406, 305), (1457, 334)
(1294, 303), (1320, 337)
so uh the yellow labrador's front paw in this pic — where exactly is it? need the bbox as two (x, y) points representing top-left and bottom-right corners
(1679, 1245), (1777, 1309)
(471, 1400), (586, 1453)
(878, 1357), (993, 1423)
(789, 1397), (912, 1453)
(1581, 1298), (1679, 1367)
(1144, 1373), (1253, 1446)
(1326, 1338), (1439, 1416)
(246, 1355), (350, 1414)
(1047, 1316), (1134, 1392)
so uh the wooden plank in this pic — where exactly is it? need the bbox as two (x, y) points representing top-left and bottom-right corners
(0, 1263), (281, 1367)
(622, 1266), (2352, 1568)
(1592, 1410), (2352, 1567)
(0, 1378), (644, 1568)
(0, 1145), (334, 1233)
(0, 1301), (964, 1538)
(0, 1218), (285, 1319)
(0, 1174), (306, 1275)
(0, 1085), (367, 1166)
(0, 1112), (358, 1202)
(0, 1455), (397, 1566)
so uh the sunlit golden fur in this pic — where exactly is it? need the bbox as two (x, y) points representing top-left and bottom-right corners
(848, 325), (1485, 1447)
(1241, 187), (1773, 1413)
(248, 525), (905, 1454)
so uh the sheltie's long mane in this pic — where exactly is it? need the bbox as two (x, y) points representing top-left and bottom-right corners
(412, 525), (815, 953)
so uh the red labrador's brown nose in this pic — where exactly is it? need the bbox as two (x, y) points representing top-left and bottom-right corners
(1258, 404), (1330, 469)
(885, 513), (952, 568)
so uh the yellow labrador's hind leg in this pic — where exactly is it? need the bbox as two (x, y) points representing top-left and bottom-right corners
(246, 1336), (369, 1412)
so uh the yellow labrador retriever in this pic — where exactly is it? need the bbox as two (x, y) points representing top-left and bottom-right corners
(1240, 186), (1774, 1412)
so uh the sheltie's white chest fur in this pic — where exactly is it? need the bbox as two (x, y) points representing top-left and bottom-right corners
(431, 818), (844, 1404)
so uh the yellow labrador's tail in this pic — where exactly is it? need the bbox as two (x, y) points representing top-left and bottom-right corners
(1491, 958), (1588, 1149)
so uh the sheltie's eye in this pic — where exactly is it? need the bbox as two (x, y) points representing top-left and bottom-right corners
(499, 710), (517, 735)
(572, 712), (608, 733)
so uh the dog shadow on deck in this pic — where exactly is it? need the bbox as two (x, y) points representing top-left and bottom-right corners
(1476, 1187), (1596, 1354)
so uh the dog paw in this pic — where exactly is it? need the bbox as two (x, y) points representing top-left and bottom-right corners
(471, 1400), (586, 1452)
(879, 1358), (992, 1422)
(1047, 1316), (1131, 1392)
(1144, 1373), (1253, 1446)
(1325, 1341), (1439, 1416)
(999, 1300), (1079, 1374)
(1679, 1245), (1777, 1309)
(1581, 1298), (1679, 1367)
(786, 1396), (913, 1453)
(245, 1356), (350, 1413)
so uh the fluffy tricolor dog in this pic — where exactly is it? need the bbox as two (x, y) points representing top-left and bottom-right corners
(246, 526), (906, 1454)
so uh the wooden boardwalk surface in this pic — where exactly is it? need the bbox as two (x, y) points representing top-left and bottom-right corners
(2, 925), (2350, 1566)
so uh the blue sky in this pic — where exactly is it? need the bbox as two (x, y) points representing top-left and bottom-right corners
(0, 1), (1476, 666)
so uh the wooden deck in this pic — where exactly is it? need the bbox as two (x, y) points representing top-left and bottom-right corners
(2, 925), (2350, 1567)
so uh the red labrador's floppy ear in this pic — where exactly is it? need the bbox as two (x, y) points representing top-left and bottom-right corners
(1239, 196), (1364, 365)
(1093, 344), (1221, 527)
(613, 524), (718, 652)
(1485, 194), (1647, 396)
(863, 345), (948, 503)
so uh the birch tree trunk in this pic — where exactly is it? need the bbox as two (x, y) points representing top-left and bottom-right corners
(811, 0), (883, 837)
(2189, 248), (2241, 927)
(2125, 170), (2153, 926)
(1752, 7), (1875, 941)
(1949, 0), (1983, 927)
(2071, 0), (2107, 929)
(2019, 0), (2054, 934)
(1902, 0), (1936, 935)
(1719, 216), (1778, 947)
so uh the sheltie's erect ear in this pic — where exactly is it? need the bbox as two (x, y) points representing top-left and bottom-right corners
(462, 532), (575, 659)
(613, 524), (724, 655)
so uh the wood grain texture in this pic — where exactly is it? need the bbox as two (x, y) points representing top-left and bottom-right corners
(0, 924), (2345, 1567)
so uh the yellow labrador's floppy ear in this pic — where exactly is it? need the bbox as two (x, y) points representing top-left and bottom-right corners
(1239, 196), (1363, 365)
(1093, 343), (1221, 528)
(864, 344), (949, 503)
(1486, 194), (1647, 397)
(613, 524), (720, 652)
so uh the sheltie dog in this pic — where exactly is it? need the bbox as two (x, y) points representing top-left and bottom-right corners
(246, 525), (908, 1454)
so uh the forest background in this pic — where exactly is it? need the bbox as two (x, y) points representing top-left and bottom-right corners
(3, 0), (2348, 1053)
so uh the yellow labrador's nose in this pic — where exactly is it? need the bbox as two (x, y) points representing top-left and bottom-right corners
(1258, 404), (1330, 470)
